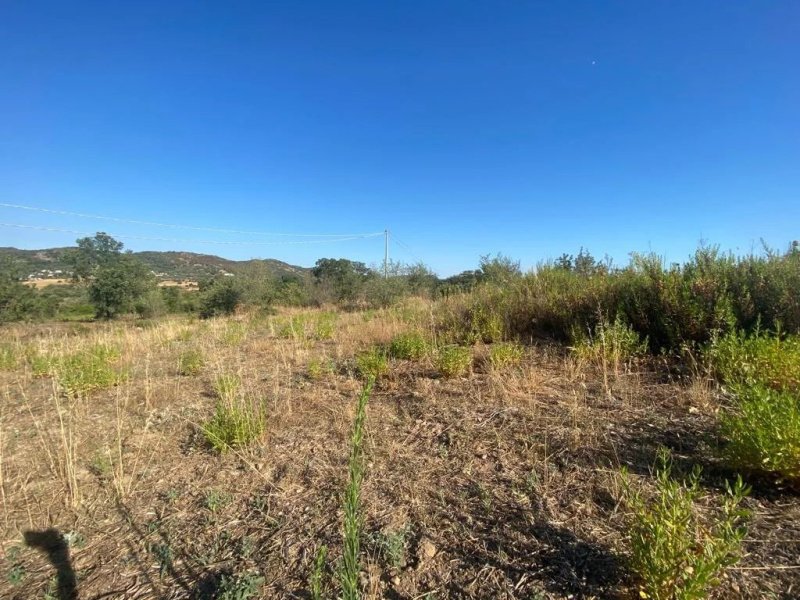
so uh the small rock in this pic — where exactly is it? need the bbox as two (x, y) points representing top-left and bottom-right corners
(419, 539), (437, 559)
(391, 576), (400, 586)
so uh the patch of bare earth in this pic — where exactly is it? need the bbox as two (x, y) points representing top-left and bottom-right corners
(1, 311), (798, 599)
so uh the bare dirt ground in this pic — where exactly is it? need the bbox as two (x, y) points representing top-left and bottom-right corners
(1, 307), (798, 599)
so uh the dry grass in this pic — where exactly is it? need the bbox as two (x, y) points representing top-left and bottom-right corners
(0, 306), (798, 599)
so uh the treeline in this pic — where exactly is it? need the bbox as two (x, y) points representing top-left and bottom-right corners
(2, 233), (799, 347)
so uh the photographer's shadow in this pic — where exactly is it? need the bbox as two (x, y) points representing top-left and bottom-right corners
(24, 529), (78, 600)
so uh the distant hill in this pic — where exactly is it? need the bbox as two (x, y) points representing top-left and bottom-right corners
(0, 246), (309, 282)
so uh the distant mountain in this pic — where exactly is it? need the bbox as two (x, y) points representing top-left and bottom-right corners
(0, 246), (309, 282)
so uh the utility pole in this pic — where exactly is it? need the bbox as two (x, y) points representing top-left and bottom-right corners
(384, 229), (389, 279)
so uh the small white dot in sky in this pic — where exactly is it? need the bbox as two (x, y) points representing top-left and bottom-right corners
(591, 60), (597, 65)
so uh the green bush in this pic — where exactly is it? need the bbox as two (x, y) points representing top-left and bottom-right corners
(202, 399), (266, 453)
(488, 341), (524, 370)
(720, 384), (800, 483)
(307, 357), (335, 380)
(708, 330), (800, 392)
(572, 316), (647, 372)
(620, 449), (750, 600)
(389, 331), (429, 360)
(313, 312), (337, 340)
(356, 347), (389, 380)
(34, 344), (124, 396)
(178, 349), (204, 376)
(434, 345), (472, 378)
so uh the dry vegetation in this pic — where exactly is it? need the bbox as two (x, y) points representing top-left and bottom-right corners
(1, 302), (798, 599)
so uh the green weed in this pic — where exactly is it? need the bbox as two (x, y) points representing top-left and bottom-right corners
(212, 373), (241, 402)
(310, 545), (328, 600)
(389, 331), (429, 360)
(619, 448), (750, 600)
(434, 345), (472, 378)
(488, 342), (524, 370)
(340, 379), (373, 600)
(708, 330), (800, 392)
(356, 347), (389, 380)
(215, 572), (264, 600)
(178, 348), (204, 376)
(572, 315), (647, 373)
(720, 383), (800, 483)
(202, 398), (266, 453)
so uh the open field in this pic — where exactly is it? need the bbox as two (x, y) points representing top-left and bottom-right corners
(1, 304), (798, 599)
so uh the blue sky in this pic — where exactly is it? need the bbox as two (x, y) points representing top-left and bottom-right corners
(1, 1), (798, 276)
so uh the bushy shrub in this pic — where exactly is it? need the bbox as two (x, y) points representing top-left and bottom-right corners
(389, 331), (429, 360)
(434, 345), (472, 378)
(178, 349), (204, 376)
(708, 330), (800, 392)
(199, 278), (242, 318)
(202, 399), (266, 453)
(356, 347), (389, 380)
(619, 449), (750, 600)
(720, 384), (800, 483)
(572, 316), (647, 372)
(488, 342), (524, 370)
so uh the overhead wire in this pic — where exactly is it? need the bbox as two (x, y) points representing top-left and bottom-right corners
(0, 202), (381, 238)
(0, 222), (383, 246)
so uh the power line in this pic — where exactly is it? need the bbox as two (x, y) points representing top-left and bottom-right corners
(0, 202), (381, 238)
(0, 222), (383, 246)
(392, 233), (423, 263)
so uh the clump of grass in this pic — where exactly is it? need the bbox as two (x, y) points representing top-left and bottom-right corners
(202, 398), (266, 453)
(213, 373), (241, 402)
(55, 344), (124, 397)
(488, 341), (524, 370)
(720, 383), (800, 483)
(340, 379), (373, 600)
(434, 345), (472, 378)
(310, 545), (328, 600)
(619, 448), (750, 600)
(389, 331), (429, 360)
(0, 344), (19, 370)
(178, 348), (204, 376)
(307, 357), (335, 380)
(314, 312), (337, 340)
(356, 347), (389, 380)
(708, 330), (800, 392)
(572, 315), (647, 373)
(221, 322), (247, 347)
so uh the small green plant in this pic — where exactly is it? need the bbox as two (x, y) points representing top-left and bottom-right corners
(370, 526), (411, 569)
(203, 488), (232, 513)
(7, 563), (25, 585)
(340, 379), (374, 600)
(307, 357), (335, 380)
(149, 542), (174, 578)
(619, 448), (750, 600)
(720, 383), (800, 483)
(178, 348), (204, 376)
(215, 572), (264, 600)
(213, 373), (241, 402)
(0, 344), (18, 370)
(488, 341), (524, 370)
(572, 315), (647, 373)
(202, 398), (266, 453)
(434, 345), (472, 378)
(314, 312), (337, 340)
(221, 322), (247, 347)
(356, 347), (389, 380)
(55, 344), (124, 396)
(310, 545), (328, 600)
(389, 331), (429, 360)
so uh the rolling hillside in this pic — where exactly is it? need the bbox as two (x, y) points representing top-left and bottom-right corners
(0, 246), (308, 281)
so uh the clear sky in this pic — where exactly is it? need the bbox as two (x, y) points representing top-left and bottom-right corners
(1, 1), (798, 276)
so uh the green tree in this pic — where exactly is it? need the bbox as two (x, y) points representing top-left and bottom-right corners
(312, 258), (373, 304)
(479, 253), (521, 284)
(69, 233), (155, 318)
(0, 258), (36, 322)
(199, 276), (242, 318)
